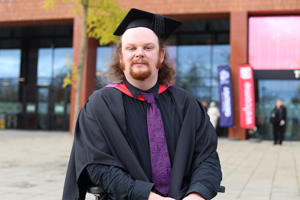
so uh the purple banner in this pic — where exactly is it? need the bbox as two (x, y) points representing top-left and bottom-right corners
(218, 66), (234, 127)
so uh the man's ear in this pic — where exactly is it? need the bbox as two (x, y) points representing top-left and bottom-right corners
(119, 52), (122, 64)
(119, 53), (125, 70)
(160, 48), (165, 64)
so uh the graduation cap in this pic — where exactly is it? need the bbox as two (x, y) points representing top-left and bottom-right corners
(113, 8), (182, 39)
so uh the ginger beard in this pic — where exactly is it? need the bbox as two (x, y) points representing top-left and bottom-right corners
(129, 61), (152, 81)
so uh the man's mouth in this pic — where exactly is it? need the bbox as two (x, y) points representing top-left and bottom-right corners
(132, 62), (148, 66)
(133, 62), (147, 64)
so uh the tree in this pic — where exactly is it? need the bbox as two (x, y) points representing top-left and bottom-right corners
(43, 0), (126, 132)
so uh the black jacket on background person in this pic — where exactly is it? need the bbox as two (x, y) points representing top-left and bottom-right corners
(270, 105), (287, 145)
(62, 84), (222, 200)
(270, 105), (287, 127)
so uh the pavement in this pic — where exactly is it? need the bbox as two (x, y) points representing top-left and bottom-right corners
(0, 130), (299, 200)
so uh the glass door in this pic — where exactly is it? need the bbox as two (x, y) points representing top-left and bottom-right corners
(36, 47), (72, 130)
(37, 86), (50, 129)
(0, 49), (22, 129)
(256, 80), (300, 140)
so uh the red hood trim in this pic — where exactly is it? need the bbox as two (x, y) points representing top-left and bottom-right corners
(105, 82), (169, 101)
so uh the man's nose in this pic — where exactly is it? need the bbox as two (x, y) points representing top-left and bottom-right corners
(135, 47), (145, 57)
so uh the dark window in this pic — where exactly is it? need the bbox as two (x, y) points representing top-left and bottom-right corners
(0, 25), (72, 130)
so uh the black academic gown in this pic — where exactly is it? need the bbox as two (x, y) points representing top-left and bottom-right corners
(62, 85), (222, 200)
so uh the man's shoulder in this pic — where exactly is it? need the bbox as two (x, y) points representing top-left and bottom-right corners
(168, 86), (207, 121)
(168, 86), (202, 110)
(168, 86), (199, 102)
(88, 86), (121, 103)
(83, 87), (123, 116)
(91, 86), (120, 97)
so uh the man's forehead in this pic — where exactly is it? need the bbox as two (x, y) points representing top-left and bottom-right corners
(121, 27), (159, 44)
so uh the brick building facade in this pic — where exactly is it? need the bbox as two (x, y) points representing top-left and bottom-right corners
(1, 0), (300, 140)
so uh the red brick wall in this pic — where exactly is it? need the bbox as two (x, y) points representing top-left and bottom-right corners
(1, 0), (299, 25)
(0, 0), (74, 25)
(117, 0), (300, 16)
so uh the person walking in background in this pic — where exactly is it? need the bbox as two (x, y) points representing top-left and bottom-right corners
(270, 99), (287, 145)
(207, 101), (220, 129)
(63, 8), (222, 200)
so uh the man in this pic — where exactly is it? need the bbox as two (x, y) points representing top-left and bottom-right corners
(270, 98), (287, 145)
(63, 8), (222, 200)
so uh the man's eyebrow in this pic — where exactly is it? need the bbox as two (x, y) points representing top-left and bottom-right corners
(124, 42), (155, 46)
(144, 43), (155, 45)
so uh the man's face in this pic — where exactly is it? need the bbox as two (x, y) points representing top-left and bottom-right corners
(276, 99), (282, 108)
(120, 27), (165, 82)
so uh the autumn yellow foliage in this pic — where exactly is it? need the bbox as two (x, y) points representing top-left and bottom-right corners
(43, 0), (126, 88)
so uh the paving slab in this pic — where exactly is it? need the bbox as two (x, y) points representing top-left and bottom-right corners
(0, 130), (299, 200)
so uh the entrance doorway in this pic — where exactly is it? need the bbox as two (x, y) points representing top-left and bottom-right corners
(256, 80), (300, 140)
(0, 25), (73, 130)
(19, 85), (70, 130)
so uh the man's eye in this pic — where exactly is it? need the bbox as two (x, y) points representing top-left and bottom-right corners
(127, 47), (135, 50)
(145, 46), (153, 50)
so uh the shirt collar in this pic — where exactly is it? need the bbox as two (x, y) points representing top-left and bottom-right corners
(125, 80), (159, 99)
